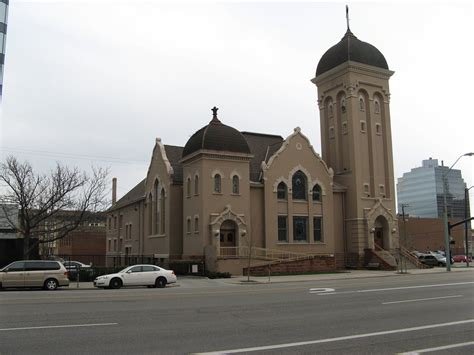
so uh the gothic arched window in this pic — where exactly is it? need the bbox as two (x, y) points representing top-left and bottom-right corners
(277, 182), (287, 200)
(292, 171), (307, 200)
(312, 184), (322, 202)
(154, 180), (159, 234)
(148, 193), (153, 235)
(160, 188), (165, 234)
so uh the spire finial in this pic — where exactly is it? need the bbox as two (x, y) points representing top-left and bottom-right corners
(346, 5), (350, 31)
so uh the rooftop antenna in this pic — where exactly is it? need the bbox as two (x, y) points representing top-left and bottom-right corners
(346, 5), (350, 31)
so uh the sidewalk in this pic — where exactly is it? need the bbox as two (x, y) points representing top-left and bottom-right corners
(220, 265), (474, 285)
(66, 265), (474, 290)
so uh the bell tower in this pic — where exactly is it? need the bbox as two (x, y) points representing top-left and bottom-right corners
(311, 9), (399, 265)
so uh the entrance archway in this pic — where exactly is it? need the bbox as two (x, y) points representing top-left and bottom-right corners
(373, 215), (389, 249)
(220, 220), (237, 248)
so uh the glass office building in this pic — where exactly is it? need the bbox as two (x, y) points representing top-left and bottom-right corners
(397, 158), (468, 218)
(0, 0), (8, 101)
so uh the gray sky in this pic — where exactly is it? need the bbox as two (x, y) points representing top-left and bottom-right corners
(1, 0), (473, 214)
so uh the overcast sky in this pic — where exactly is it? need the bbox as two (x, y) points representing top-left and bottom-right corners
(1, 0), (473, 214)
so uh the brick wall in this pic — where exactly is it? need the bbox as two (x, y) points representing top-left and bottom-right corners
(58, 227), (106, 265)
(244, 255), (337, 276)
(398, 217), (468, 254)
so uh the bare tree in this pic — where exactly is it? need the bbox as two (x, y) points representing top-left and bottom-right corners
(0, 156), (109, 259)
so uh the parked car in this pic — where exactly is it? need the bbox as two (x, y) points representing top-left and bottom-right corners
(62, 261), (92, 281)
(63, 261), (91, 270)
(93, 264), (177, 289)
(428, 252), (452, 266)
(0, 260), (69, 290)
(429, 252), (454, 265)
(417, 254), (439, 267)
(452, 255), (472, 263)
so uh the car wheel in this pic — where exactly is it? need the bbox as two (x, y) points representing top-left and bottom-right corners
(109, 278), (122, 289)
(155, 277), (167, 288)
(44, 278), (58, 291)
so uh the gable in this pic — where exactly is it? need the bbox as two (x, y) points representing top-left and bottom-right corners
(262, 127), (332, 178)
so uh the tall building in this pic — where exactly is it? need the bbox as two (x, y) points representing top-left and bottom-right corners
(397, 158), (468, 218)
(0, 0), (8, 100)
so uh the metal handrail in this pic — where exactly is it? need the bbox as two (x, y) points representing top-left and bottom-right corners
(219, 246), (319, 262)
(399, 246), (430, 269)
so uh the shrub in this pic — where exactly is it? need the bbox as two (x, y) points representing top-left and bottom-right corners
(205, 271), (231, 279)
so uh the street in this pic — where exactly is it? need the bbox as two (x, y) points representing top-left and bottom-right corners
(1, 271), (473, 354)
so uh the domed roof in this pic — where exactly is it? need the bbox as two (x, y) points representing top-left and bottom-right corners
(182, 107), (251, 158)
(316, 29), (388, 77)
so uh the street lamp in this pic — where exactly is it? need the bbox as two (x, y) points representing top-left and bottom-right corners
(465, 185), (473, 267)
(443, 152), (474, 271)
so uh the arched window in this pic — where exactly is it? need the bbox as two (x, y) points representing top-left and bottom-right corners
(148, 193), (153, 235)
(186, 177), (191, 197)
(214, 174), (221, 193)
(194, 216), (199, 233)
(312, 184), (322, 202)
(194, 175), (199, 195)
(341, 98), (346, 114)
(359, 97), (365, 111)
(374, 99), (380, 114)
(186, 218), (191, 234)
(328, 102), (333, 117)
(154, 180), (159, 234)
(277, 182), (287, 200)
(232, 175), (239, 194)
(160, 189), (165, 234)
(292, 171), (307, 200)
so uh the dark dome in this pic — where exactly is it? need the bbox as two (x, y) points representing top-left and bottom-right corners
(182, 108), (251, 158)
(316, 30), (388, 77)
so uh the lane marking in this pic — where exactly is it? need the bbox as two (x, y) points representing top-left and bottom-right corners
(318, 281), (474, 296)
(399, 341), (474, 354)
(194, 319), (474, 354)
(0, 323), (118, 332)
(309, 288), (335, 294)
(382, 295), (462, 305)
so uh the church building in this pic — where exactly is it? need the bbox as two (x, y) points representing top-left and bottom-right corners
(106, 18), (399, 275)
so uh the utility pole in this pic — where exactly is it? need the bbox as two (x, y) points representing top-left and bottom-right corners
(465, 186), (473, 267)
(401, 204), (409, 273)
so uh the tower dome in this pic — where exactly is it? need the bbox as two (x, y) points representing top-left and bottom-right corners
(182, 107), (251, 158)
(316, 29), (389, 77)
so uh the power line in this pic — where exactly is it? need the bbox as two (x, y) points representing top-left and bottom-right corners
(0, 147), (149, 166)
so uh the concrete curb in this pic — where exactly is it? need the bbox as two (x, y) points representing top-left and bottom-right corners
(64, 267), (473, 290)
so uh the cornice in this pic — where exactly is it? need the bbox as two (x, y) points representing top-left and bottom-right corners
(180, 149), (253, 165)
(312, 61), (394, 87)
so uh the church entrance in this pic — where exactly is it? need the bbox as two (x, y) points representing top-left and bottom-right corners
(373, 216), (389, 250)
(374, 228), (384, 249)
(220, 220), (237, 256)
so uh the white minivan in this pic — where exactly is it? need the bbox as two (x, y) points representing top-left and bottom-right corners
(0, 260), (70, 290)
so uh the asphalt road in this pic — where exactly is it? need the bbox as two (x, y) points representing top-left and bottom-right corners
(1, 272), (473, 354)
